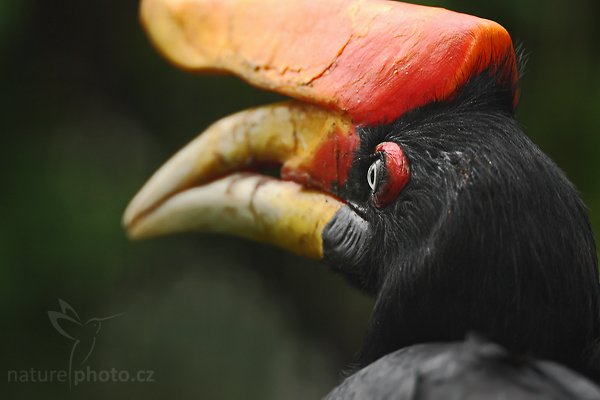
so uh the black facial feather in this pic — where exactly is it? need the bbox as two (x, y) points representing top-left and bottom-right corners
(322, 63), (600, 380)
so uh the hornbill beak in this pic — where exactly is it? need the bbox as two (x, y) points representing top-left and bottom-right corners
(124, 0), (517, 259)
(123, 102), (355, 259)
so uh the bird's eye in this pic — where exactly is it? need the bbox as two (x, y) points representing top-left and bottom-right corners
(367, 159), (382, 192)
(370, 142), (411, 208)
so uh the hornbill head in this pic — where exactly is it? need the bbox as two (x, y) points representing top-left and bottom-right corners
(124, 0), (600, 379)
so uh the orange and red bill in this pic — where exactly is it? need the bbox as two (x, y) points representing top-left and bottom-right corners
(123, 102), (355, 258)
(124, 0), (517, 258)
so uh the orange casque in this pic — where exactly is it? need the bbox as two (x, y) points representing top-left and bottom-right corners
(140, 0), (518, 126)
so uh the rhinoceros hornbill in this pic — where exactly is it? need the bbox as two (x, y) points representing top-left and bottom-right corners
(124, 0), (600, 397)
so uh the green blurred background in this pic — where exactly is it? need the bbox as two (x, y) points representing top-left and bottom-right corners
(1, 0), (599, 398)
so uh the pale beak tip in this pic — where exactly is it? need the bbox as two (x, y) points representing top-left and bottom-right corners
(123, 221), (152, 241)
(122, 204), (146, 241)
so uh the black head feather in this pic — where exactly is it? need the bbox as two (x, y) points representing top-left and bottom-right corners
(322, 60), (600, 380)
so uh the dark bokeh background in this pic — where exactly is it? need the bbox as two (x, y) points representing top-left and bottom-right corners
(2, 0), (599, 398)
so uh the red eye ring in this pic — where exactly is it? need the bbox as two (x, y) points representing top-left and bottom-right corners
(372, 142), (410, 208)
